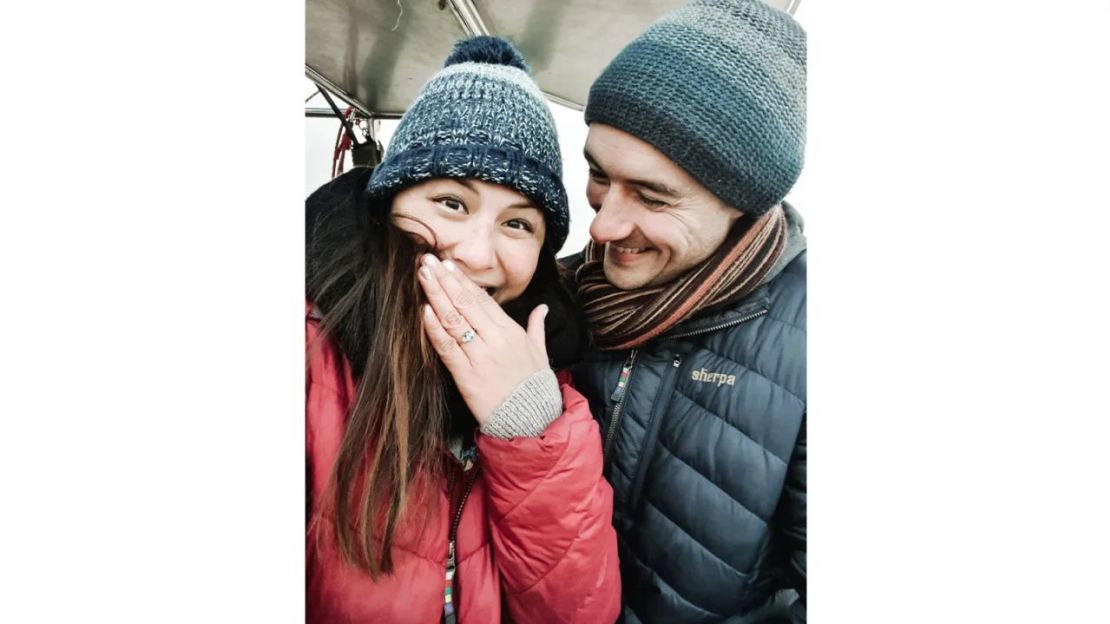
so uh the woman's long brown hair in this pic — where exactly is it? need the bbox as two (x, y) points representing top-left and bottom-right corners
(307, 180), (450, 577)
(306, 177), (563, 578)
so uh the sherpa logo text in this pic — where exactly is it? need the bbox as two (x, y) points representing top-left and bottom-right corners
(691, 368), (737, 387)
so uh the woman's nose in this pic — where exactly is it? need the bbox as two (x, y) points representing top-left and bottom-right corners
(440, 222), (497, 272)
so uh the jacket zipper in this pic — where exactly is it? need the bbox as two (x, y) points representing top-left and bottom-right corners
(443, 466), (479, 624)
(626, 354), (683, 513)
(603, 349), (639, 462)
(665, 309), (769, 341)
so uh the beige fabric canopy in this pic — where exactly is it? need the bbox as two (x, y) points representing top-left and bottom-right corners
(306, 0), (799, 117)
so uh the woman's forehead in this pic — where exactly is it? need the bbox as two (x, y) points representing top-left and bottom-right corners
(406, 177), (539, 211)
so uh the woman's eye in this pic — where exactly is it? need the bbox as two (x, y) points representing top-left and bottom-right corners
(588, 169), (609, 184)
(436, 197), (467, 212)
(505, 219), (535, 233)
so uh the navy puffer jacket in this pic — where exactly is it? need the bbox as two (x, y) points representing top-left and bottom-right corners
(568, 206), (807, 623)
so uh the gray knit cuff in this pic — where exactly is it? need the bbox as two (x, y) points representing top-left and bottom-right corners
(480, 369), (563, 440)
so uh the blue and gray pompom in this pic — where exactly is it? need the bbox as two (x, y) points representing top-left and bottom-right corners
(444, 35), (529, 73)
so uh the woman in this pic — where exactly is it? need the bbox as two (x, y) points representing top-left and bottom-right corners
(305, 37), (620, 623)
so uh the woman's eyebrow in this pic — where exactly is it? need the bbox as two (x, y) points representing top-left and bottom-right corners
(441, 178), (478, 194)
(432, 176), (477, 195)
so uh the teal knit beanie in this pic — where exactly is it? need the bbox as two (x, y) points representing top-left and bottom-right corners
(366, 36), (569, 249)
(585, 0), (806, 216)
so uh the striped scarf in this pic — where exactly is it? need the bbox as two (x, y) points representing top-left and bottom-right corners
(576, 204), (787, 351)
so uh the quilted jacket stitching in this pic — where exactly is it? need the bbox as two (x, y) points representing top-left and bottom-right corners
(501, 495), (591, 596)
(669, 389), (791, 465)
(609, 454), (634, 484)
(763, 311), (805, 334)
(623, 544), (723, 619)
(655, 443), (771, 525)
(643, 496), (752, 578)
(488, 434), (572, 525)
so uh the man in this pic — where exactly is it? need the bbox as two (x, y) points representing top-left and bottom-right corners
(566, 0), (807, 622)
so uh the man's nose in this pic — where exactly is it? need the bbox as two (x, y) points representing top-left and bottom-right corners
(589, 190), (636, 244)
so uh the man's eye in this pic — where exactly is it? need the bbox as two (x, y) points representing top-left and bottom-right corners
(437, 197), (467, 212)
(505, 219), (535, 233)
(639, 194), (667, 208)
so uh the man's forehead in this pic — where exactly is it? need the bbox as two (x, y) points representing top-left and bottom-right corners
(584, 124), (699, 196)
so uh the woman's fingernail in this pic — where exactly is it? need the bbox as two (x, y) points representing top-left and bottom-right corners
(541, 304), (549, 318)
(424, 304), (433, 319)
(419, 267), (431, 279)
(443, 260), (457, 273)
(421, 254), (437, 267)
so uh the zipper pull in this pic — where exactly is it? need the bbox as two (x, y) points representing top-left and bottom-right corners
(609, 351), (636, 402)
(673, 354), (682, 368)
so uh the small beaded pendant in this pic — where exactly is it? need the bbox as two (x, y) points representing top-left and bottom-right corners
(443, 539), (458, 624)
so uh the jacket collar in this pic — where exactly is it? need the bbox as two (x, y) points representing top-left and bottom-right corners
(658, 285), (771, 340)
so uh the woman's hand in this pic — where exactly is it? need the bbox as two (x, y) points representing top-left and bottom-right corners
(417, 254), (551, 425)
